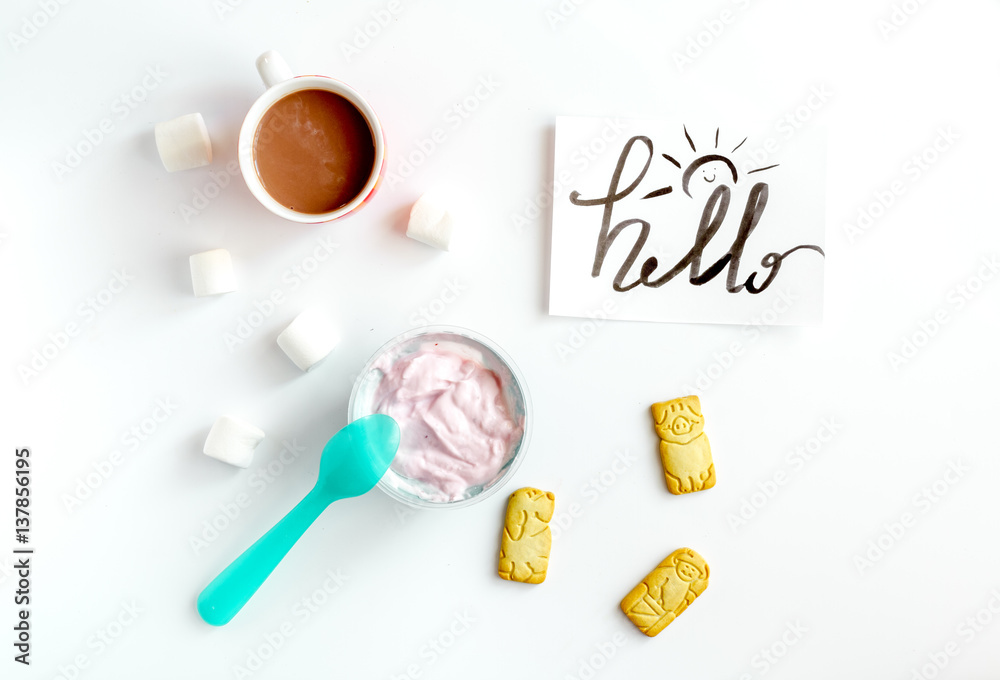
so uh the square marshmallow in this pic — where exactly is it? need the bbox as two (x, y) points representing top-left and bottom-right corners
(155, 113), (213, 172)
(277, 308), (340, 371)
(190, 249), (236, 297)
(203, 416), (265, 468)
(406, 192), (454, 251)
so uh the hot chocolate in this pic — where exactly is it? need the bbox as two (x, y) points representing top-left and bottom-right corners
(253, 89), (375, 215)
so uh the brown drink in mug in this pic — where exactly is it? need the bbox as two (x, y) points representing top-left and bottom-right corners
(238, 51), (386, 223)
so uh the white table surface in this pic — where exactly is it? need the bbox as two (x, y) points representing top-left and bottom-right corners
(2, 1), (999, 678)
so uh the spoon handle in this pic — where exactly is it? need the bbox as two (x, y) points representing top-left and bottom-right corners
(197, 487), (332, 626)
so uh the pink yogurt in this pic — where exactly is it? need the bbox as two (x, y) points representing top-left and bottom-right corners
(372, 340), (523, 501)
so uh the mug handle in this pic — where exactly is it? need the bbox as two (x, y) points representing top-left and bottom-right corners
(256, 50), (294, 89)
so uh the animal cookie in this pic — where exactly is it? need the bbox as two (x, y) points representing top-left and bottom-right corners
(651, 395), (715, 494)
(498, 487), (555, 584)
(621, 547), (709, 637)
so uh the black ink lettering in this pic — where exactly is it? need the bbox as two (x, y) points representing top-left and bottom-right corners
(608, 219), (652, 291)
(569, 135), (653, 278)
(641, 186), (673, 200)
(641, 185), (730, 288)
(723, 182), (769, 293)
(568, 133), (824, 298)
(745, 245), (825, 293)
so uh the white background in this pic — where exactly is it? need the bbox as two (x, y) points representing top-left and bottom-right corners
(1, 1), (999, 679)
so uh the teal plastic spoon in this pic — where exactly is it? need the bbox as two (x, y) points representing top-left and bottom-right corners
(197, 414), (400, 626)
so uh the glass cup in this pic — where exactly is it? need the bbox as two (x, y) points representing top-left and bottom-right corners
(348, 326), (532, 509)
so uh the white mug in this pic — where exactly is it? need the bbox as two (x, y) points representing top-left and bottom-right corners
(238, 50), (386, 224)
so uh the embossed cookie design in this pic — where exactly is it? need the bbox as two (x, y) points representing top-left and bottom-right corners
(621, 547), (709, 636)
(651, 395), (715, 494)
(498, 487), (554, 584)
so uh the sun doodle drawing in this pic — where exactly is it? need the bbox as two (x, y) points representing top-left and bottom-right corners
(639, 125), (780, 201)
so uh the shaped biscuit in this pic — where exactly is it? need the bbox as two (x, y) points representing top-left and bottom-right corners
(621, 547), (709, 637)
(498, 487), (554, 584)
(651, 395), (716, 494)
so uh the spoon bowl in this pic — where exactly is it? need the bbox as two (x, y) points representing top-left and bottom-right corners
(315, 413), (399, 496)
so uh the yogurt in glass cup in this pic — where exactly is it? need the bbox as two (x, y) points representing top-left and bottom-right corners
(348, 326), (532, 509)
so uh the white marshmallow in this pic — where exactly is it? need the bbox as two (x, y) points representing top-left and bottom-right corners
(190, 249), (236, 297)
(277, 309), (339, 371)
(203, 416), (265, 468)
(406, 192), (454, 251)
(155, 113), (213, 172)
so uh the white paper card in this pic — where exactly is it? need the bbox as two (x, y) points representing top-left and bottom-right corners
(549, 116), (826, 326)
